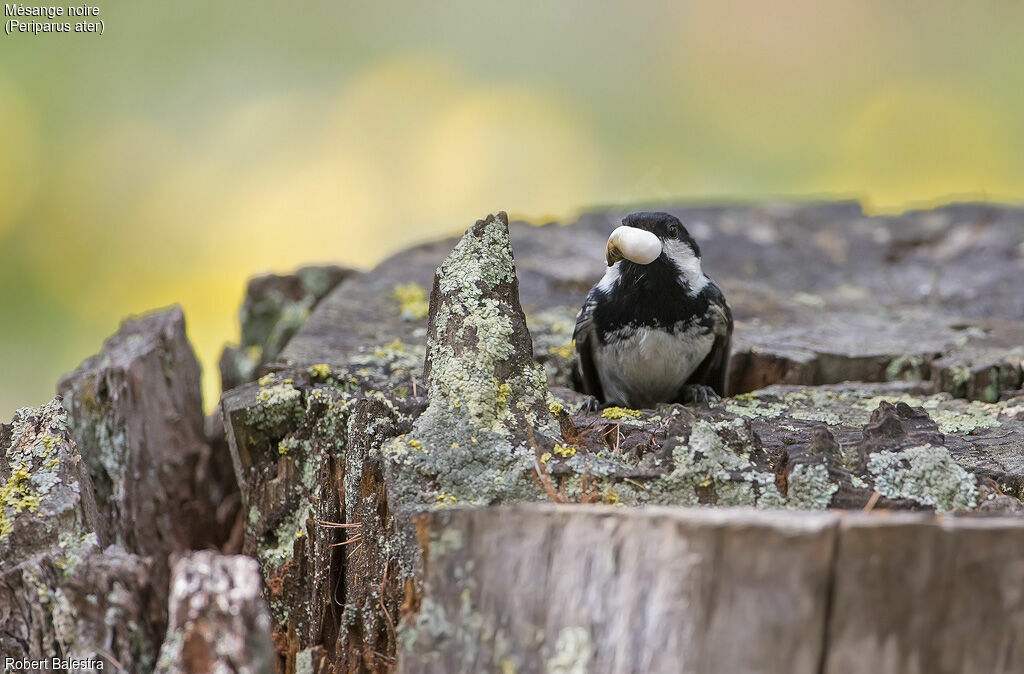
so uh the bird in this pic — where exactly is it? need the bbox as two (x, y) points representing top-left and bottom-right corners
(572, 211), (733, 409)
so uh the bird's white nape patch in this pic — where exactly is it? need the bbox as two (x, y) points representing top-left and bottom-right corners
(596, 263), (621, 293)
(663, 239), (709, 295)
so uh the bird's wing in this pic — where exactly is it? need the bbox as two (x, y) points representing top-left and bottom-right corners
(687, 288), (734, 396)
(571, 291), (605, 401)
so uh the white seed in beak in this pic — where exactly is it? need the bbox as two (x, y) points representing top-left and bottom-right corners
(605, 226), (662, 266)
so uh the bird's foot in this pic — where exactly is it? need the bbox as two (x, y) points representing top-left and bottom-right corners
(577, 395), (602, 414)
(680, 384), (721, 407)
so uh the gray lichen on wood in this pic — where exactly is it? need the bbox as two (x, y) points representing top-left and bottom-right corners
(383, 212), (555, 511)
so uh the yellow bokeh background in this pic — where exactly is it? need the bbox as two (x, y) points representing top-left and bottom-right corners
(2, 1), (1023, 418)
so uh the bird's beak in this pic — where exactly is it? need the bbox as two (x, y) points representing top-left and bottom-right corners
(605, 226), (662, 267)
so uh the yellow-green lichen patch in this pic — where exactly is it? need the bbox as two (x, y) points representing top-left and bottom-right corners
(392, 282), (430, 321)
(309, 363), (332, 379)
(349, 339), (426, 383)
(1, 462), (41, 538)
(374, 338), (406, 358)
(601, 407), (642, 420)
(278, 437), (300, 457)
(867, 444), (977, 511)
(37, 434), (60, 455)
(1, 400), (79, 543)
(547, 343), (574, 360)
(553, 444), (576, 458)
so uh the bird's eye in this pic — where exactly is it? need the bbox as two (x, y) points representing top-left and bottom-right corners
(667, 224), (679, 238)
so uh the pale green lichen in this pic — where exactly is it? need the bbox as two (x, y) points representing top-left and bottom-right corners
(942, 364), (972, 398)
(383, 215), (552, 508)
(546, 626), (594, 674)
(247, 380), (303, 435)
(725, 397), (786, 419)
(261, 502), (311, 568)
(383, 405), (538, 506)
(886, 355), (926, 382)
(423, 215), (548, 434)
(790, 408), (842, 426)
(428, 300), (520, 432)
(786, 463), (838, 510)
(851, 393), (1000, 435)
(649, 420), (781, 507)
(868, 444), (977, 511)
(929, 403), (1002, 434)
(948, 364), (971, 386)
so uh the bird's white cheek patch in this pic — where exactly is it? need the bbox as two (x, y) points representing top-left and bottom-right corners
(596, 264), (621, 293)
(609, 226), (662, 264)
(664, 240), (709, 295)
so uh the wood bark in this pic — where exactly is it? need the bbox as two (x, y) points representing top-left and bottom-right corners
(403, 504), (1024, 674)
(155, 551), (278, 674)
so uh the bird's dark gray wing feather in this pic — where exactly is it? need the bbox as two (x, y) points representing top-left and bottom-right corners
(686, 292), (734, 397)
(571, 292), (605, 401)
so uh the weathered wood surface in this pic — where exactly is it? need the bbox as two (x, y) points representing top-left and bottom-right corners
(0, 399), (165, 669)
(155, 551), (278, 674)
(826, 515), (1024, 674)
(2, 307), (241, 669)
(219, 264), (355, 392)
(404, 505), (1024, 674)
(57, 306), (234, 597)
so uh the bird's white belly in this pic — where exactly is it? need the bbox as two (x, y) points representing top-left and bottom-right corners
(594, 325), (714, 408)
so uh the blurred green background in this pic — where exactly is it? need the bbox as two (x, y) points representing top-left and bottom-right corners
(2, 1), (1024, 419)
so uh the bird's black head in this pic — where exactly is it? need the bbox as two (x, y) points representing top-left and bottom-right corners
(622, 211), (701, 258)
(603, 211), (709, 295)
